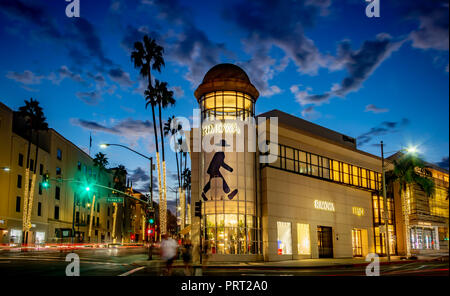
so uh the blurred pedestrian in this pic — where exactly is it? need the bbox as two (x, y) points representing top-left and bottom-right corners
(160, 234), (178, 275)
(181, 238), (193, 275)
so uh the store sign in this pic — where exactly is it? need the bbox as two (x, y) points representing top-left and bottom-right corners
(417, 222), (432, 227)
(314, 200), (335, 212)
(202, 122), (241, 136)
(352, 207), (365, 216)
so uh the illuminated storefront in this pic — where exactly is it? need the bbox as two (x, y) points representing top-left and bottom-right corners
(193, 64), (261, 258)
(189, 64), (416, 262)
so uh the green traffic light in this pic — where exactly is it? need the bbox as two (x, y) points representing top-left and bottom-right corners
(149, 218), (154, 224)
(42, 182), (49, 188)
(85, 186), (90, 191)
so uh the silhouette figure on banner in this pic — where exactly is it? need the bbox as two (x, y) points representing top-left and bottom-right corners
(202, 140), (238, 201)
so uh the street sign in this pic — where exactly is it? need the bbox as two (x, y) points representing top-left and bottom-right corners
(106, 196), (123, 203)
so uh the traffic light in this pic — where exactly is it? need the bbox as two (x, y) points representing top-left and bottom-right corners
(195, 201), (202, 217)
(147, 228), (155, 236)
(149, 218), (154, 224)
(42, 173), (50, 188)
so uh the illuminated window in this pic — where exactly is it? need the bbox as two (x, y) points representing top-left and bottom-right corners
(277, 221), (292, 255)
(200, 91), (254, 120)
(343, 163), (349, 184)
(297, 223), (310, 255)
(370, 171), (376, 189)
(361, 169), (367, 188)
(332, 160), (340, 182)
(352, 166), (359, 186)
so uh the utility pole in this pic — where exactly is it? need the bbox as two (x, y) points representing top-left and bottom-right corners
(148, 157), (154, 260)
(381, 141), (391, 262)
(88, 193), (96, 242)
(71, 193), (76, 245)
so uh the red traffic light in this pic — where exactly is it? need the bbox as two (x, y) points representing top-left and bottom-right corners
(147, 228), (155, 235)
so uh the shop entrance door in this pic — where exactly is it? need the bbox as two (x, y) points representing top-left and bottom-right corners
(317, 226), (333, 258)
(352, 229), (363, 257)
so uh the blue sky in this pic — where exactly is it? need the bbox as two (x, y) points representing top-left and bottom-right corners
(0, 0), (448, 206)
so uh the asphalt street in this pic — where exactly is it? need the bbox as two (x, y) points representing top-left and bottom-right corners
(132, 260), (449, 276)
(0, 247), (448, 276)
(0, 247), (147, 276)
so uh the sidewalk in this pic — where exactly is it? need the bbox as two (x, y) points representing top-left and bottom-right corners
(133, 255), (448, 269)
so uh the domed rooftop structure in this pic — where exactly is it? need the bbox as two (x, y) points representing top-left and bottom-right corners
(194, 63), (259, 101)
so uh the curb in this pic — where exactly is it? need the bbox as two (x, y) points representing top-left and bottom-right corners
(133, 257), (448, 270)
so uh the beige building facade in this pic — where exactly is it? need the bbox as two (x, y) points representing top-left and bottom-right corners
(0, 101), (116, 245)
(189, 64), (400, 262)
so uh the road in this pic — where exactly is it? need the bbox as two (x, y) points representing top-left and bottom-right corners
(0, 247), (448, 276)
(0, 247), (148, 276)
(132, 260), (449, 276)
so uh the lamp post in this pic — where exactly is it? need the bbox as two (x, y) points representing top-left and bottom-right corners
(100, 143), (154, 257)
(380, 141), (390, 262)
(380, 144), (419, 261)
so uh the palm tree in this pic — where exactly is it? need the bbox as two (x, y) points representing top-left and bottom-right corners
(164, 116), (182, 189)
(93, 152), (108, 171)
(110, 164), (127, 243)
(386, 152), (435, 257)
(146, 80), (175, 234)
(18, 98), (48, 244)
(131, 36), (164, 89)
(89, 152), (109, 241)
(131, 35), (167, 234)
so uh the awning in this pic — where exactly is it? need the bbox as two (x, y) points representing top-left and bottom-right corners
(180, 225), (191, 235)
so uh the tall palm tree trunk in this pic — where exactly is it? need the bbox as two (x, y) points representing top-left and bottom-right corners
(402, 185), (412, 257)
(151, 105), (164, 236)
(26, 133), (40, 241)
(158, 102), (167, 236)
(22, 132), (32, 244)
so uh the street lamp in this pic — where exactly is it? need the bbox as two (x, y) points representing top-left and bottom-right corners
(380, 143), (420, 262)
(100, 143), (155, 258)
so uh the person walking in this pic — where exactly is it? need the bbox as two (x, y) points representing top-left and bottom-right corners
(160, 234), (178, 275)
(181, 238), (193, 275)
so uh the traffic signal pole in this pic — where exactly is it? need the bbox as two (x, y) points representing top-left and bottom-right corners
(148, 157), (154, 260)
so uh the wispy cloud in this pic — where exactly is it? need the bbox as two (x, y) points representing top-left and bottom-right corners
(298, 34), (404, 106)
(71, 117), (155, 145)
(6, 70), (44, 85)
(365, 104), (389, 114)
(435, 156), (449, 170)
(357, 118), (410, 146)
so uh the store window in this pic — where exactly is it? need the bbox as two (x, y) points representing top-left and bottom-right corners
(297, 223), (310, 255)
(10, 229), (22, 244)
(410, 226), (437, 250)
(277, 221), (292, 255)
(35, 232), (45, 244)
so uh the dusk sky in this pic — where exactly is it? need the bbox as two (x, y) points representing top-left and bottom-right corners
(0, 0), (448, 205)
